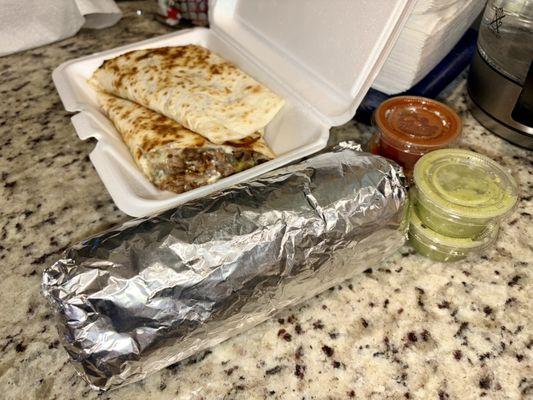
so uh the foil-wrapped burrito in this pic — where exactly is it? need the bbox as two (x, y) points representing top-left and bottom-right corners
(42, 145), (407, 390)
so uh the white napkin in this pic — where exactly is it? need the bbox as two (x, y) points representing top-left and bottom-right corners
(373, 0), (486, 95)
(0, 0), (122, 57)
(412, 0), (463, 15)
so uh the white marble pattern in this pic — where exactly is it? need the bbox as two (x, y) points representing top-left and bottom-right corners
(0, 2), (531, 399)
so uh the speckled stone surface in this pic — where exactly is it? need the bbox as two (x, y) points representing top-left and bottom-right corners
(0, 2), (531, 399)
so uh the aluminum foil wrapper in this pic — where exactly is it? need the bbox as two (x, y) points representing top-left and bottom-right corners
(42, 146), (407, 391)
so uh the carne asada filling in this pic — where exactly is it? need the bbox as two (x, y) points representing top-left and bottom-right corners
(142, 146), (269, 193)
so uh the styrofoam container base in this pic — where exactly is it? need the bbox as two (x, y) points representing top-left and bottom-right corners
(53, 28), (328, 217)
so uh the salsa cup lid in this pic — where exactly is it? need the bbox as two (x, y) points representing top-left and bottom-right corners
(409, 202), (499, 251)
(414, 149), (518, 220)
(374, 96), (462, 152)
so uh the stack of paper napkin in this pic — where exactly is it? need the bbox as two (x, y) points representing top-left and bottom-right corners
(373, 0), (486, 95)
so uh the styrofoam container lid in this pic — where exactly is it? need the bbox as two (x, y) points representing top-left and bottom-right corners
(52, 0), (416, 217)
(211, 0), (416, 125)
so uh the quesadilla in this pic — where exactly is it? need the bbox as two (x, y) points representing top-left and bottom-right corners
(91, 45), (285, 144)
(97, 92), (275, 194)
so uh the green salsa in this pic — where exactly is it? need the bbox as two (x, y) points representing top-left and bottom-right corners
(408, 202), (498, 262)
(413, 149), (517, 238)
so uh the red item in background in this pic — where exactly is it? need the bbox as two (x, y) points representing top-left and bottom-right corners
(167, 6), (180, 21)
(157, 0), (208, 27)
(369, 96), (462, 177)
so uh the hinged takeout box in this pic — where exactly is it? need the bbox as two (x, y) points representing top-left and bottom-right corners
(53, 0), (416, 217)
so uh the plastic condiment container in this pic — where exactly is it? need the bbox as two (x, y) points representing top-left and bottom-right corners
(413, 149), (518, 238)
(408, 202), (499, 262)
(369, 96), (462, 176)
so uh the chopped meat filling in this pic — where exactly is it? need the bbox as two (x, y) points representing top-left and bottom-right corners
(144, 146), (268, 193)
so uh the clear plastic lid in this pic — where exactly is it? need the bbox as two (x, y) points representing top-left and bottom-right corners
(374, 96), (462, 153)
(414, 149), (518, 220)
(409, 202), (499, 251)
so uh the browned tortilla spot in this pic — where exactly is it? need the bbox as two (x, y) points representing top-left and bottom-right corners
(192, 137), (205, 147)
(153, 124), (177, 137)
(154, 114), (167, 123)
(141, 138), (158, 152)
(114, 73), (126, 90)
(135, 52), (152, 61)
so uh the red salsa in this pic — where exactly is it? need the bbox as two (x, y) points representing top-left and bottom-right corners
(369, 96), (462, 177)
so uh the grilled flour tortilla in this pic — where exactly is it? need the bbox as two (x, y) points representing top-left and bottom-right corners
(92, 45), (285, 144)
(97, 92), (274, 193)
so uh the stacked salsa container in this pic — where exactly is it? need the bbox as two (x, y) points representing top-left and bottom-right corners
(409, 149), (518, 261)
(370, 96), (519, 261)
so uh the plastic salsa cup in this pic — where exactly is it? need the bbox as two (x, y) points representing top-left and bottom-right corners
(369, 96), (462, 177)
(408, 202), (498, 262)
(413, 149), (518, 238)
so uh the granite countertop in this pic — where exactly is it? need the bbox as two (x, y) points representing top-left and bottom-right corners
(0, 2), (531, 399)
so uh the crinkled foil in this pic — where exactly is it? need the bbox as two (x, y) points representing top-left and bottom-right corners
(42, 146), (407, 391)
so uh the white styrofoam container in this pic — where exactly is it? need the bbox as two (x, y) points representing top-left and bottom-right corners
(53, 0), (416, 217)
